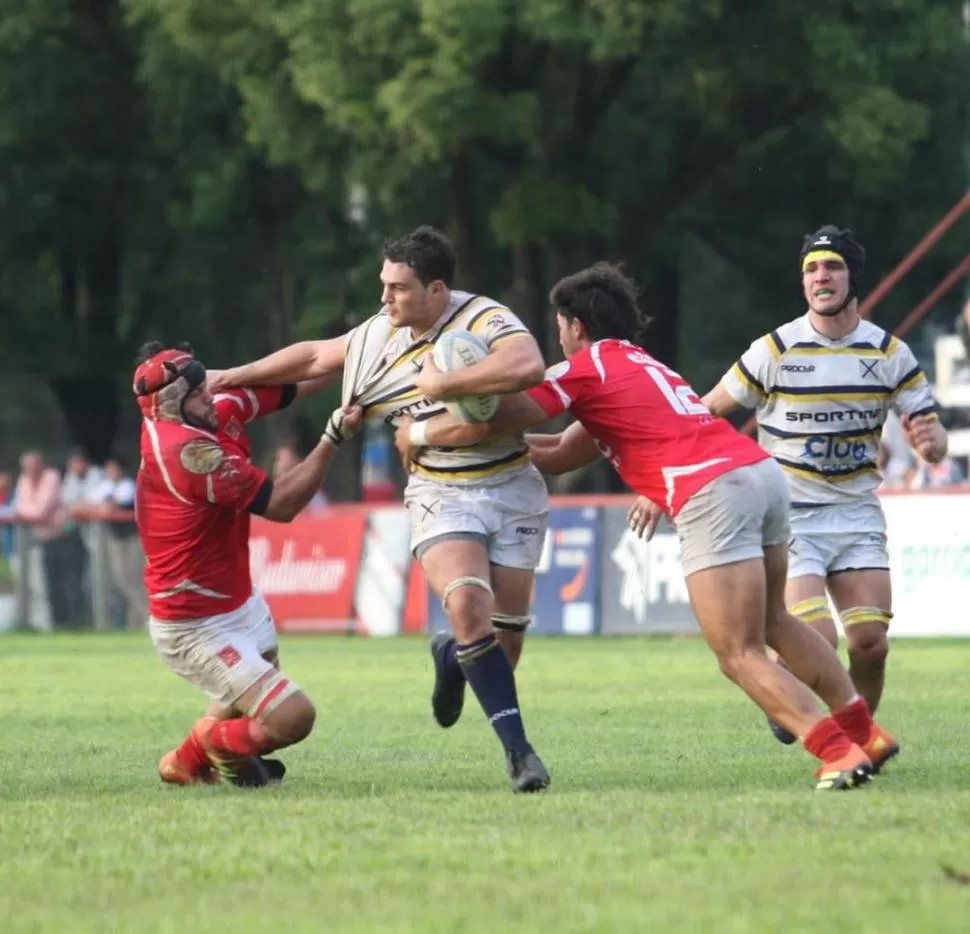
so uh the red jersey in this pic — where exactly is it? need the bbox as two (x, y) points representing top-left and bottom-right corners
(137, 386), (295, 621)
(527, 341), (769, 516)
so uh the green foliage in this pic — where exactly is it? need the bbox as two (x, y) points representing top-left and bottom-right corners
(0, 0), (966, 460)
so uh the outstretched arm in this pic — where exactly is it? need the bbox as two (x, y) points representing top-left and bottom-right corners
(210, 338), (347, 390)
(526, 422), (602, 474)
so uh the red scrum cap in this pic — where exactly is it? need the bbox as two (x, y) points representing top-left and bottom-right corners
(133, 344), (206, 421)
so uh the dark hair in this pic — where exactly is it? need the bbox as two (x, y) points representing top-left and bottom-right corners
(382, 225), (456, 287)
(550, 262), (653, 347)
(135, 340), (194, 366)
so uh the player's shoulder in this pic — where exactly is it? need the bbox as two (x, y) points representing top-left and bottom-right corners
(766, 317), (805, 354)
(741, 317), (801, 359)
(854, 319), (910, 360)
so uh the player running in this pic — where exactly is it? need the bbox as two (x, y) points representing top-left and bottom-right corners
(397, 261), (898, 791)
(134, 341), (361, 787)
(699, 226), (947, 744)
(207, 227), (551, 793)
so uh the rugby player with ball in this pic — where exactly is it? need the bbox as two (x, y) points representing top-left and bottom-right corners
(210, 227), (552, 793)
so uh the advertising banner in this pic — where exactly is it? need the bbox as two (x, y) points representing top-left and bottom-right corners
(425, 505), (601, 636)
(249, 512), (367, 633)
(598, 507), (699, 636)
(531, 506), (600, 635)
(883, 493), (970, 637)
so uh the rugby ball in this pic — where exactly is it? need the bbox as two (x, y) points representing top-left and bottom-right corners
(431, 330), (500, 423)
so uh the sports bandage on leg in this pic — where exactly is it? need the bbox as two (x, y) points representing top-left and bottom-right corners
(441, 576), (493, 609)
(243, 672), (301, 722)
(840, 606), (893, 629)
(492, 613), (532, 632)
(791, 597), (833, 625)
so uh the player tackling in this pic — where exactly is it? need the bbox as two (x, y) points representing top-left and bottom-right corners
(134, 341), (360, 787)
(397, 261), (899, 790)
(208, 227), (551, 793)
(699, 226), (946, 743)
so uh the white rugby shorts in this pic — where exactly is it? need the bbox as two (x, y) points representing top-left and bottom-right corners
(405, 465), (549, 570)
(787, 499), (889, 580)
(149, 591), (279, 708)
(674, 458), (791, 577)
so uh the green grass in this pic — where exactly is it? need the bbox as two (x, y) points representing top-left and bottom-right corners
(2, 635), (970, 933)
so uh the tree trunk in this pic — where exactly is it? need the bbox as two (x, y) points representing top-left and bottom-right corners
(640, 261), (680, 369)
(49, 375), (121, 463)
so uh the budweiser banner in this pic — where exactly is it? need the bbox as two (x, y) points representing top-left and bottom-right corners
(249, 511), (367, 632)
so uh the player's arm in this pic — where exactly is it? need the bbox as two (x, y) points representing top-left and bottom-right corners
(416, 333), (545, 400)
(209, 338), (347, 391)
(701, 381), (743, 418)
(525, 422), (602, 475)
(177, 407), (361, 522)
(708, 334), (778, 415)
(890, 340), (947, 463)
(255, 406), (362, 521)
(393, 393), (548, 472)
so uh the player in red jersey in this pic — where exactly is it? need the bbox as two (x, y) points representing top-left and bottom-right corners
(396, 263), (898, 791)
(133, 341), (360, 787)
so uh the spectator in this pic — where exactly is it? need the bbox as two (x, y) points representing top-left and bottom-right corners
(878, 411), (917, 489)
(89, 456), (148, 630)
(910, 455), (965, 489)
(0, 470), (14, 560)
(60, 447), (106, 620)
(13, 451), (62, 631)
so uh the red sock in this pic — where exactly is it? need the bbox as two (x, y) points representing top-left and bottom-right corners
(209, 717), (273, 757)
(176, 731), (211, 776)
(831, 695), (873, 746)
(803, 717), (855, 762)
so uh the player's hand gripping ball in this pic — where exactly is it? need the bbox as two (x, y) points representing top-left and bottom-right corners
(426, 330), (499, 423)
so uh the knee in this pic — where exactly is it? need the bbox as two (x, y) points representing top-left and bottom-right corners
(715, 648), (748, 685)
(442, 578), (493, 641)
(259, 691), (316, 748)
(847, 623), (889, 668)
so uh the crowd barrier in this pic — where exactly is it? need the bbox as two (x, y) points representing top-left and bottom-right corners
(3, 491), (967, 635)
(249, 491), (970, 639)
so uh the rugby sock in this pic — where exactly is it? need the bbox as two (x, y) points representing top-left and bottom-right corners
(443, 637), (465, 682)
(209, 717), (274, 757)
(831, 694), (873, 746)
(176, 730), (211, 776)
(457, 634), (529, 752)
(802, 717), (855, 763)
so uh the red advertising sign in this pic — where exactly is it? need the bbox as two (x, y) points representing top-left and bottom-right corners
(249, 512), (367, 632)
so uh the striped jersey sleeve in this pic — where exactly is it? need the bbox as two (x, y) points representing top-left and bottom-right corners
(887, 337), (939, 421)
(720, 333), (782, 409)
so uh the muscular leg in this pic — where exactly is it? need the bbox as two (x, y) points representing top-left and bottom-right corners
(764, 547), (856, 712)
(763, 547), (899, 771)
(786, 575), (838, 649)
(421, 539), (548, 792)
(686, 557), (828, 739)
(828, 569), (892, 713)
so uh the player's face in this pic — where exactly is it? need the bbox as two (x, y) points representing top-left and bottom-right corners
(556, 313), (584, 358)
(803, 257), (850, 315)
(380, 261), (445, 330)
(183, 383), (216, 430)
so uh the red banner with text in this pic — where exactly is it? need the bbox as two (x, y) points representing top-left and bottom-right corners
(249, 512), (368, 632)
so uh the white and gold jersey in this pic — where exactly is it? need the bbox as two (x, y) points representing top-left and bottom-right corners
(720, 314), (938, 509)
(343, 290), (533, 486)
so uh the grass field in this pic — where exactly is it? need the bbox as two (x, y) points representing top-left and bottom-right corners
(3, 634), (970, 933)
